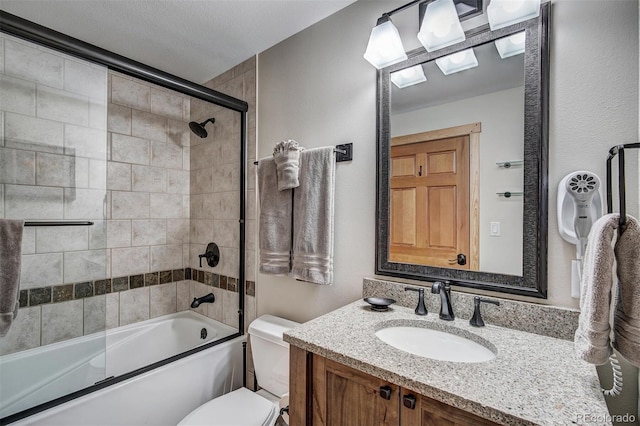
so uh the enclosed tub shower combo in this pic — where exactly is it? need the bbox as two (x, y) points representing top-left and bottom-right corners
(0, 11), (250, 424)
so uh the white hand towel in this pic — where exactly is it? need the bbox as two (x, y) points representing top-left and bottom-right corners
(273, 140), (304, 191)
(292, 147), (335, 285)
(258, 158), (293, 275)
(613, 215), (640, 367)
(0, 219), (24, 337)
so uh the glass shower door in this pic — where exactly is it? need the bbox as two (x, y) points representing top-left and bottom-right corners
(0, 32), (108, 419)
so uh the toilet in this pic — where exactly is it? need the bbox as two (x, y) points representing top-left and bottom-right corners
(178, 315), (300, 426)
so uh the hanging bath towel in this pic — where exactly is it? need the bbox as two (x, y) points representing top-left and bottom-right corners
(0, 219), (24, 337)
(292, 147), (335, 285)
(613, 215), (640, 367)
(258, 158), (293, 275)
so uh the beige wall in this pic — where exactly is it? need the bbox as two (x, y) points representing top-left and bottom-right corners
(256, 0), (638, 321)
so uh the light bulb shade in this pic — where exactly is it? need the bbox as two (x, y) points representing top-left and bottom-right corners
(364, 19), (408, 69)
(391, 65), (427, 88)
(487, 0), (540, 30)
(494, 31), (526, 58)
(417, 0), (466, 52)
(435, 48), (478, 75)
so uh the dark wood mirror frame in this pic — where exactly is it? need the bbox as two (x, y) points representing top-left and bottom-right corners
(375, 3), (550, 298)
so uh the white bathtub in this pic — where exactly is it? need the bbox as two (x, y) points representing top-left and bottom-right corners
(1, 311), (244, 424)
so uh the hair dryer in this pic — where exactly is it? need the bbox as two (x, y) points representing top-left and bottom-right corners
(557, 171), (603, 299)
(565, 172), (601, 258)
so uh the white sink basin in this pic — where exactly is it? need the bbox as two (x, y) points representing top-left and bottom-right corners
(375, 326), (495, 363)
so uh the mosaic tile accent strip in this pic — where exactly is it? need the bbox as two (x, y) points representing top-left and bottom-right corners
(19, 268), (254, 308)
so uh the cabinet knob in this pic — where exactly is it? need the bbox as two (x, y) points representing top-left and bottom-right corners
(379, 386), (392, 400)
(403, 394), (417, 409)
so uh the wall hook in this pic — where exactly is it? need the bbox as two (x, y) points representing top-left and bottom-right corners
(199, 242), (220, 268)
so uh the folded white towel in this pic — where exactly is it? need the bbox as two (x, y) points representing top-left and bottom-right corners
(0, 219), (24, 337)
(258, 158), (292, 275)
(574, 214), (618, 364)
(273, 140), (304, 191)
(291, 147), (335, 285)
(613, 215), (640, 367)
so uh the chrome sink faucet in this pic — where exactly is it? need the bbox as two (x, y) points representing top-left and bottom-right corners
(431, 281), (454, 321)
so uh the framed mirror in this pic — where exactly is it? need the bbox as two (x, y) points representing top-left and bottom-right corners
(375, 3), (549, 298)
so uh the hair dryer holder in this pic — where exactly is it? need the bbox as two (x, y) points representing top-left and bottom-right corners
(557, 171), (604, 251)
(199, 242), (220, 268)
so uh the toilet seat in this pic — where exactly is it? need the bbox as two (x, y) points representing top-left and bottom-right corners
(177, 387), (278, 426)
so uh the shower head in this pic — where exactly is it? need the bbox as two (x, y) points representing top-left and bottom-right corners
(188, 117), (215, 138)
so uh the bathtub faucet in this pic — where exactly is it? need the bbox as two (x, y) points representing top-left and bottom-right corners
(191, 293), (215, 308)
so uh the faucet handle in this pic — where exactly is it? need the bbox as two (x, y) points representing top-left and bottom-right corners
(404, 287), (428, 316)
(431, 281), (454, 321)
(469, 297), (500, 327)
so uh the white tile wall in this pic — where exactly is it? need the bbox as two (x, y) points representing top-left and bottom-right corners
(111, 246), (149, 277)
(4, 112), (64, 153)
(119, 287), (150, 326)
(0, 74), (36, 116)
(111, 75), (150, 110)
(111, 134), (150, 165)
(83, 295), (107, 335)
(36, 226), (88, 253)
(64, 125), (107, 159)
(111, 191), (149, 219)
(131, 165), (166, 193)
(132, 110), (166, 142)
(150, 283), (177, 318)
(41, 300), (83, 345)
(4, 38), (63, 88)
(5, 185), (63, 219)
(64, 59), (107, 101)
(63, 250), (108, 283)
(0, 307), (41, 356)
(37, 85), (90, 126)
(132, 219), (166, 246)
(0, 147), (36, 184)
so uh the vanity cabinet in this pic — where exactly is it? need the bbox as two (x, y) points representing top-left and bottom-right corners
(289, 346), (498, 426)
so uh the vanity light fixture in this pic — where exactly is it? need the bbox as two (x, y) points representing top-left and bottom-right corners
(363, 15), (408, 69)
(417, 0), (466, 52)
(494, 31), (526, 58)
(435, 48), (478, 75)
(364, 0), (482, 69)
(487, 0), (541, 30)
(391, 64), (427, 88)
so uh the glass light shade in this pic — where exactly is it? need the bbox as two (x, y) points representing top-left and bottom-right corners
(435, 48), (478, 75)
(391, 65), (427, 88)
(364, 19), (408, 69)
(417, 0), (465, 52)
(495, 31), (526, 59)
(487, 0), (541, 30)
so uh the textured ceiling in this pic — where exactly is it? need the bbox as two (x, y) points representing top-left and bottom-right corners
(0, 0), (356, 84)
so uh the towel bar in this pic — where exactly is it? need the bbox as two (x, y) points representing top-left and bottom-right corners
(253, 144), (352, 165)
(24, 221), (94, 227)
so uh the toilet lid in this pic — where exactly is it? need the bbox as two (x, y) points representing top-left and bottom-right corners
(178, 387), (278, 426)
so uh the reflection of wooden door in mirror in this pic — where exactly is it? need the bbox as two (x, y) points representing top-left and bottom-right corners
(389, 123), (480, 270)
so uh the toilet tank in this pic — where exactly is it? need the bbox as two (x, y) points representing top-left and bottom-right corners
(248, 315), (300, 398)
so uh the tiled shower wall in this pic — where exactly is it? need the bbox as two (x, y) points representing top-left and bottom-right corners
(0, 33), (255, 356)
(190, 56), (257, 333)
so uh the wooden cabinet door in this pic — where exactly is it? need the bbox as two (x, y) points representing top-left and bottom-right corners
(400, 392), (498, 426)
(390, 136), (470, 269)
(312, 355), (399, 426)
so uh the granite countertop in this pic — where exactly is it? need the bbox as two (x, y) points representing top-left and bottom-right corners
(284, 300), (610, 426)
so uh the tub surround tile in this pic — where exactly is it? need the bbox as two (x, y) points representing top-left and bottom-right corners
(36, 226), (88, 253)
(119, 287), (150, 326)
(5, 184), (63, 220)
(52, 284), (73, 303)
(246, 281), (255, 297)
(111, 75), (150, 111)
(132, 164), (166, 193)
(107, 162), (132, 191)
(107, 102), (132, 134)
(0, 306), (41, 356)
(0, 74), (37, 116)
(64, 125), (107, 160)
(111, 276), (129, 292)
(111, 134), (150, 165)
(132, 219), (166, 246)
(83, 295), (107, 335)
(176, 280), (190, 311)
(19, 290), (28, 308)
(37, 85), (89, 127)
(111, 246), (149, 277)
(0, 147), (36, 185)
(222, 291), (238, 328)
(94, 279), (112, 295)
(20, 227), (36, 254)
(363, 278), (580, 341)
(64, 188), (106, 220)
(159, 270), (173, 284)
(166, 119), (190, 147)
(4, 112), (65, 153)
(41, 299), (83, 345)
(150, 88), (183, 121)
(206, 287), (223, 322)
(150, 244), (183, 271)
(20, 252), (63, 289)
(4, 39), (63, 88)
(64, 59), (107, 100)
(29, 287), (52, 305)
(63, 250), (107, 283)
(150, 283), (177, 318)
(130, 274), (144, 289)
(284, 300), (607, 426)
(144, 272), (159, 286)
(74, 281), (94, 299)
(132, 110), (166, 142)
(106, 293), (119, 330)
(111, 191), (150, 219)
